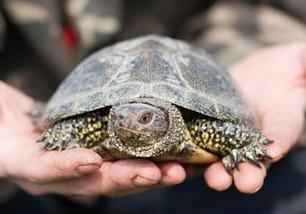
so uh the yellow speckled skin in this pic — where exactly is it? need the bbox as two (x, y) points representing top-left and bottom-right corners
(74, 113), (109, 148)
(39, 110), (109, 150)
(176, 128), (219, 163)
(39, 104), (271, 171)
(186, 118), (272, 169)
(188, 118), (267, 156)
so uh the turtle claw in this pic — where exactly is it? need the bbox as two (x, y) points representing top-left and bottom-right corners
(57, 140), (67, 151)
(37, 134), (51, 150)
(37, 135), (47, 143)
(247, 158), (262, 168)
(264, 154), (273, 160)
(42, 141), (50, 150)
(222, 154), (239, 172)
(66, 141), (82, 149)
(266, 140), (274, 145)
(222, 140), (273, 172)
(37, 132), (70, 151)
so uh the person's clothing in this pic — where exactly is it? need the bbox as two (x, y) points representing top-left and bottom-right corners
(1, 0), (123, 78)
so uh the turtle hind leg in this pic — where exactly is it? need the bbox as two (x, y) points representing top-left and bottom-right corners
(222, 137), (273, 171)
(187, 118), (273, 171)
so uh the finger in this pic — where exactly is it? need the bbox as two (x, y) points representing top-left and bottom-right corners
(92, 159), (162, 196)
(19, 160), (185, 197)
(110, 159), (161, 186)
(157, 162), (186, 185)
(15, 148), (102, 184)
(80, 159), (162, 196)
(204, 162), (232, 191)
(232, 162), (267, 194)
(17, 170), (146, 197)
(63, 159), (162, 197)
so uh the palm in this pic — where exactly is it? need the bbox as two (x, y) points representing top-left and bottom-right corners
(204, 43), (306, 193)
(231, 45), (306, 160)
(0, 83), (40, 176)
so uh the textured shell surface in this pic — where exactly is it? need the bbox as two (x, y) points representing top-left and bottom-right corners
(44, 34), (254, 125)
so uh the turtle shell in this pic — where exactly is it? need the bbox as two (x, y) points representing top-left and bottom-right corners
(44, 35), (254, 126)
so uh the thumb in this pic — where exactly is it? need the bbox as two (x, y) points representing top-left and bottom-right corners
(98, 159), (162, 196)
(16, 148), (102, 184)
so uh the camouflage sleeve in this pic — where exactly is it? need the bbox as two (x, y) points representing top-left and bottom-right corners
(274, 0), (306, 23)
(180, 1), (306, 66)
(67, 0), (122, 54)
(2, 0), (122, 78)
(2, 0), (75, 78)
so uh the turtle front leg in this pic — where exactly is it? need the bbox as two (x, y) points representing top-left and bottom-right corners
(38, 110), (109, 151)
(188, 118), (273, 171)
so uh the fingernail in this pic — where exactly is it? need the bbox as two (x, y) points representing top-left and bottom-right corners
(133, 175), (159, 187)
(76, 164), (101, 174)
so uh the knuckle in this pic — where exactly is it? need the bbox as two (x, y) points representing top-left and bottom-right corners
(53, 159), (69, 174)
(51, 154), (76, 176)
(49, 154), (65, 171)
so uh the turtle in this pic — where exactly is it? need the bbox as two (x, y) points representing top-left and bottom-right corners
(37, 34), (272, 171)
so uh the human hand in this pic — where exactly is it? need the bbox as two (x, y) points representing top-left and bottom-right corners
(204, 43), (306, 193)
(0, 82), (186, 197)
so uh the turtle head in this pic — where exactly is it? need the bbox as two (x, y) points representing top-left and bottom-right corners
(107, 99), (185, 158)
(111, 103), (169, 143)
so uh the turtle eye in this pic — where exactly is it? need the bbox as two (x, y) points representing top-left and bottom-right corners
(137, 111), (154, 125)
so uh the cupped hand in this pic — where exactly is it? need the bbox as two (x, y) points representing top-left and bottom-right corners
(204, 43), (306, 193)
(0, 82), (186, 197)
